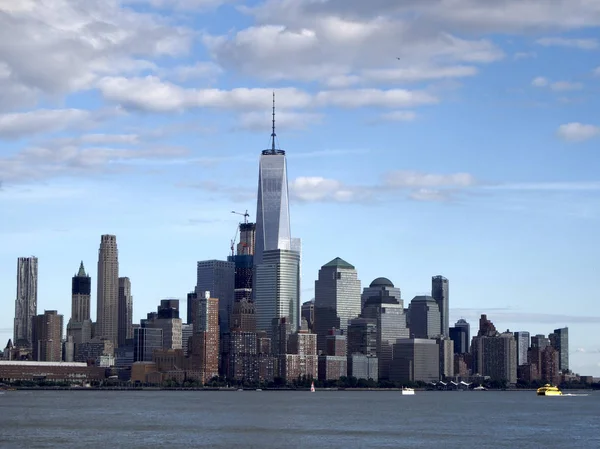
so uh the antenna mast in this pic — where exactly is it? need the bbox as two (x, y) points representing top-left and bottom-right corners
(271, 91), (276, 153)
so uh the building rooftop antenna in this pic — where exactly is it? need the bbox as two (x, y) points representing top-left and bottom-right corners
(271, 91), (276, 153)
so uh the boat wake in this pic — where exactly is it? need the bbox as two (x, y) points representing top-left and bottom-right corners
(563, 393), (590, 397)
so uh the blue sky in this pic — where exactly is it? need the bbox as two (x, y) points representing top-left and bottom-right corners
(1, 0), (599, 375)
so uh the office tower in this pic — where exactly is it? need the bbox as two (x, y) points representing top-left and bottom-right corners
(347, 318), (377, 356)
(390, 339), (440, 383)
(301, 300), (315, 332)
(190, 292), (219, 383)
(290, 237), (302, 326)
(531, 334), (550, 350)
(67, 262), (93, 345)
(133, 327), (163, 362)
(181, 323), (193, 356)
(145, 299), (183, 350)
(238, 222), (256, 256)
(437, 337), (454, 379)
(361, 277), (409, 380)
(449, 318), (470, 354)
(196, 260), (235, 336)
(253, 95), (291, 267)
(254, 249), (300, 337)
(118, 277), (133, 347)
(549, 327), (569, 372)
(361, 277), (401, 311)
(13, 256), (38, 348)
(32, 310), (63, 361)
(314, 257), (361, 353)
(187, 291), (198, 325)
(514, 331), (530, 366)
(407, 295), (441, 339)
(230, 297), (256, 332)
(96, 235), (119, 347)
(431, 275), (449, 337)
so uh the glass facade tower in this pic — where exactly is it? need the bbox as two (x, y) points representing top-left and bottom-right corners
(254, 150), (291, 266)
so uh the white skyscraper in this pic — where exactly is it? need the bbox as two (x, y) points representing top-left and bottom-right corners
(96, 235), (119, 347)
(254, 94), (299, 336)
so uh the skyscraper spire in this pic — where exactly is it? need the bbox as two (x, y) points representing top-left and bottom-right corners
(271, 91), (276, 153)
(77, 261), (87, 277)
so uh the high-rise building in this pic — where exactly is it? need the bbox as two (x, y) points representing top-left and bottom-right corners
(431, 275), (449, 337)
(32, 310), (63, 362)
(190, 292), (220, 383)
(301, 300), (315, 332)
(361, 277), (402, 311)
(196, 260), (235, 336)
(361, 277), (409, 380)
(253, 95), (301, 337)
(13, 256), (38, 348)
(390, 339), (440, 383)
(186, 291), (198, 326)
(144, 299), (183, 350)
(549, 327), (569, 372)
(407, 295), (441, 339)
(118, 277), (133, 347)
(96, 235), (119, 347)
(238, 222), (256, 256)
(67, 261), (93, 345)
(314, 257), (361, 354)
(253, 97), (291, 267)
(514, 331), (530, 367)
(133, 327), (163, 362)
(254, 249), (300, 337)
(450, 318), (470, 354)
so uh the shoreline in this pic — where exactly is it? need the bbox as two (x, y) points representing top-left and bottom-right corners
(3, 386), (592, 392)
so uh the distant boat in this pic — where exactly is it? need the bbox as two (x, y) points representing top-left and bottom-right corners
(310, 381), (315, 393)
(255, 388), (262, 392)
(536, 384), (563, 396)
(401, 387), (415, 395)
(473, 385), (487, 391)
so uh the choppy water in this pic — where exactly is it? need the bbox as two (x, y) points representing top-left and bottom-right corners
(0, 390), (598, 448)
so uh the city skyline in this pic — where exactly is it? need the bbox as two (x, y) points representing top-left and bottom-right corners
(0, 1), (599, 376)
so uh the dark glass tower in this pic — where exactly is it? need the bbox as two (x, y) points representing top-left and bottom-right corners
(432, 275), (449, 337)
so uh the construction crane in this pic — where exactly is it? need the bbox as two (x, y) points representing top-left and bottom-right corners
(231, 210), (250, 224)
(230, 225), (239, 258)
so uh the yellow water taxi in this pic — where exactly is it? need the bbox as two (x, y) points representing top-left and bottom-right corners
(536, 384), (562, 396)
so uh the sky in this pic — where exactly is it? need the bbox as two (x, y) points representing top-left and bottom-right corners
(0, 0), (599, 376)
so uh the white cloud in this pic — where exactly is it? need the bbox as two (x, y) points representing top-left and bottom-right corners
(160, 62), (223, 82)
(384, 171), (478, 188)
(361, 65), (478, 84)
(536, 37), (599, 50)
(557, 123), (600, 142)
(0, 0), (193, 106)
(594, 67), (600, 76)
(0, 109), (92, 139)
(290, 177), (365, 202)
(532, 77), (583, 91)
(98, 76), (314, 112)
(315, 89), (437, 109)
(124, 0), (229, 10)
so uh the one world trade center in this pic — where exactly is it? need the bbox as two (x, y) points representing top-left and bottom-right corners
(253, 94), (300, 338)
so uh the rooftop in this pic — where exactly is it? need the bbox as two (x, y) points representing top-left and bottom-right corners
(323, 257), (355, 270)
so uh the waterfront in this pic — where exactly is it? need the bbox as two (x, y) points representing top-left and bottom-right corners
(0, 390), (598, 448)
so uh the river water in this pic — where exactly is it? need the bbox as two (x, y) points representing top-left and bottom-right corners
(0, 390), (598, 448)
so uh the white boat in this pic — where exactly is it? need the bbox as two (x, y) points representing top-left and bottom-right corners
(401, 387), (415, 395)
(310, 381), (315, 393)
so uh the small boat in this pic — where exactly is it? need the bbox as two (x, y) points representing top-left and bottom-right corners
(536, 384), (563, 396)
(401, 387), (415, 395)
(473, 385), (487, 391)
(310, 381), (315, 393)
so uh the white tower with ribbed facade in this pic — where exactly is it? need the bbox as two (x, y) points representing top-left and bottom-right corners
(96, 234), (119, 347)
